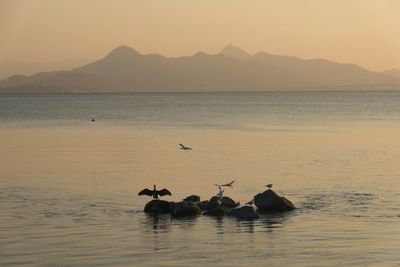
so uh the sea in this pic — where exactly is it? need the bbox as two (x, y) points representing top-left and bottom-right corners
(0, 91), (399, 266)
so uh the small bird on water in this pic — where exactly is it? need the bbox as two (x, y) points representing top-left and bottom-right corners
(179, 143), (192, 150)
(138, 185), (172, 200)
(266, 184), (273, 189)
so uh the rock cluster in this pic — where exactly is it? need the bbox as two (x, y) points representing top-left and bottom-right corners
(142, 189), (295, 220)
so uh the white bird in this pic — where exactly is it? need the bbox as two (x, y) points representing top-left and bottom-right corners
(214, 185), (224, 207)
(266, 184), (273, 189)
(216, 185), (224, 199)
(179, 143), (192, 150)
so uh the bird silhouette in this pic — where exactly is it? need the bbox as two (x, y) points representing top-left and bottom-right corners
(179, 143), (192, 150)
(138, 184), (172, 199)
(216, 185), (224, 199)
(221, 179), (235, 187)
(266, 184), (273, 189)
(214, 185), (224, 207)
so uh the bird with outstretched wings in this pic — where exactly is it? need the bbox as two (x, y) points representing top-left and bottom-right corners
(221, 179), (235, 187)
(179, 143), (192, 150)
(157, 188), (172, 196)
(138, 188), (153, 196)
(138, 185), (172, 199)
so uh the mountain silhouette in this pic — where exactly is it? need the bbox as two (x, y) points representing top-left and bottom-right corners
(384, 69), (400, 79)
(221, 44), (251, 60)
(0, 58), (93, 80)
(0, 45), (399, 93)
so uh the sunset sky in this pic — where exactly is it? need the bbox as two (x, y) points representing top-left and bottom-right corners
(1, 0), (399, 71)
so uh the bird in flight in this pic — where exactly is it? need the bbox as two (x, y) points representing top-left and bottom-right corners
(215, 179), (236, 188)
(221, 179), (235, 187)
(138, 184), (172, 200)
(179, 143), (192, 150)
(266, 184), (273, 189)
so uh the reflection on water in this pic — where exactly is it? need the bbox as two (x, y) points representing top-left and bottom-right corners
(144, 214), (172, 233)
(1, 92), (400, 266)
(1, 183), (400, 266)
(259, 212), (294, 232)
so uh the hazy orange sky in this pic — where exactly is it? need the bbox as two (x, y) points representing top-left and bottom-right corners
(1, 0), (399, 71)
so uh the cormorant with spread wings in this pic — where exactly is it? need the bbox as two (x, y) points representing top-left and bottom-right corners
(138, 184), (172, 199)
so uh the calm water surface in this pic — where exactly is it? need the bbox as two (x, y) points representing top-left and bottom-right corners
(0, 92), (399, 266)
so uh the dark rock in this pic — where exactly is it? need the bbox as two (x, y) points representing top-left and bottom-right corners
(144, 200), (172, 214)
(209, 196), (240, 209)
(196, 200), (210, 211)
(204, 207), (226, 216)
(227, 206), (259, 219)
(254, 189), (296, 212)
(209, 196), (221, 209)
(184, 195), (201, 202)
(222, 196), (240, 208)
(171, 201), (201, 217)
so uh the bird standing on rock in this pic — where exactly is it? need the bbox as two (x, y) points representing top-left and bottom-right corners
(216, 185), (224, 199)
(138, 185), (172, 199)
(214, 185), (224, 206)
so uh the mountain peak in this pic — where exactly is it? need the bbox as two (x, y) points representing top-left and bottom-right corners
(220, 43), (250, 60)
(105, 45), (142, 59)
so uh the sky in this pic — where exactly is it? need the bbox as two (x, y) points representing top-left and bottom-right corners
(0, 0), (399, 71)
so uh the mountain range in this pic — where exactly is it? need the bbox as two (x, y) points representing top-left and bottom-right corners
(0, 44), (399, 93)
(0, 58), (93, 80)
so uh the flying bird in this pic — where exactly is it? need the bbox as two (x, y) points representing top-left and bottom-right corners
(266, 184), (273, 189)
(138, 184), (172, 199)
(220, 179), (235, 187)
(179, 143), (192, 151)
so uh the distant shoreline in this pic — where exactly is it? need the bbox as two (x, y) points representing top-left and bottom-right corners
(1, 88), (400, 96)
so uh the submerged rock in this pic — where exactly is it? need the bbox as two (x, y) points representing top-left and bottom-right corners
(171, 201), (201, 217)
(184, 195), (201, 203)
(196, 200), (210, 211)
(254, 189), (296, 212)
(227, 206), (259, 219)
(144, 200), (172, 214)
